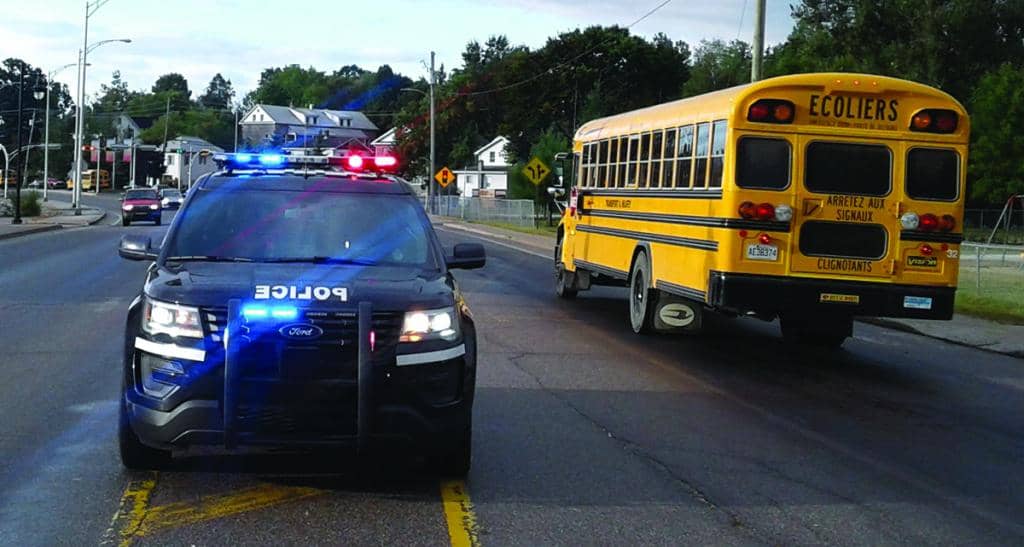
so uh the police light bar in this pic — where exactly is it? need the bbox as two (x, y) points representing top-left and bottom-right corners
(213, 152), (399, 173)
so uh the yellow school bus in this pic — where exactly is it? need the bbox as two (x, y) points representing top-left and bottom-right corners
(556, 73), (968, 347)
(79, 169), (111, 191)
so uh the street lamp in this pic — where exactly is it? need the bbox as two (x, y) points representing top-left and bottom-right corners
(12, 60), (41, 225)
(39, 62), (78, 202)
(72, 0), (128, 215)
(401, 73), (436, 212)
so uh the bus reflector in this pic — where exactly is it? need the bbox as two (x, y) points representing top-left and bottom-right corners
(920, 244), (934, 256)
(758, 233), (773, 245)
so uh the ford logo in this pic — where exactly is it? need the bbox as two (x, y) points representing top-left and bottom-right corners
(278, 323), (324, 340)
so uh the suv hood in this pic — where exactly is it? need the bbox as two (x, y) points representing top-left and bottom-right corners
(145, 262), (453, 311)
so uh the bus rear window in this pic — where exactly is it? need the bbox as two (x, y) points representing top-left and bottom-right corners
(906, 148), (959, 201)
(805, 142), (891, 196)
(737, 137), (790, 189)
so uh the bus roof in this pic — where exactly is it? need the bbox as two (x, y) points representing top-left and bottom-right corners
(574, 72), (966, 142)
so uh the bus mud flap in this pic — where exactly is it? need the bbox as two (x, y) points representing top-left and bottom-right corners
(357, 301), (373, 455)
(653, 294), (703, 333)
(223, 299), (242, 449)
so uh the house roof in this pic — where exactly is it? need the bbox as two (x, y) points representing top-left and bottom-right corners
(371, 127), (398, 146)
(160, 136), (224, 152)
(474, 136), (510, 157)
(242, 104), (378, 132)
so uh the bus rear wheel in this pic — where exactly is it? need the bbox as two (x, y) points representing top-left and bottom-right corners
(629, 251), (657, 334)
(780, 314), (852, 349)
(554, 238), (577, 299)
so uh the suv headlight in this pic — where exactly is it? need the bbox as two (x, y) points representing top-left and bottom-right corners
(122, 204), (134, 211)
(149, 204), (160, 210)
(400, 307), (459, 343)
(142, 297), (203, 338)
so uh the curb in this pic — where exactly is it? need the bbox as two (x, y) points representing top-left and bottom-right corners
(86, 210), (108, 226)
(859, 317), (1024, 359)
(435, 220), (554, 258)
(0, 224), (62, 241)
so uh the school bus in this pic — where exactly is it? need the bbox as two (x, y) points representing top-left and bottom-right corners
(555, 73), (968, 347)
(78, 169), (111, 191)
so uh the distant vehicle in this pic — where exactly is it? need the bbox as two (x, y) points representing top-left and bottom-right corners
(556, 72), (969, 349)
(81, 169), (111, 191)
(29, 178), (62, 189)
(121, 188), (162, 226)
(160, 189), (183, 209)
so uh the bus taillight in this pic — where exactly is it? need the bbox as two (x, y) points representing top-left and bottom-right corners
(755, 203), (775, 221)
(939, 214), (956, 232)
(919, 213), (939, 231)
(739, 201), (757, 219)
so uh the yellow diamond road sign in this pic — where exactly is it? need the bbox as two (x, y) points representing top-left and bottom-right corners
(435, 166), (455, 188)
(523, 157), (550, 185)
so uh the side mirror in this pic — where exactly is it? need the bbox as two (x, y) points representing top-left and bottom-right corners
(119, 235), (159, 261)
(446, 242), (486, 270)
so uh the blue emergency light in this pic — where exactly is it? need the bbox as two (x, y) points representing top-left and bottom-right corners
(242, 304), (298, 321)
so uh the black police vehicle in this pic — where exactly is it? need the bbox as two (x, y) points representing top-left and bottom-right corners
(117, 152), (485, 475)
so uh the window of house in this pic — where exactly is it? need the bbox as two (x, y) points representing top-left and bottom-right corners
(709, 120), (727, 188)
(489, 151), (496, 163)
(693, 122), (710, 188)
(167, 155), (175, 166)
(285, 133), (298, 143)
(675, 125), (695, 188)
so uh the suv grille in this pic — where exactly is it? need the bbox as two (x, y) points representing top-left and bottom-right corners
(799, 221), (888, 260)
(202, 308), (404, 379)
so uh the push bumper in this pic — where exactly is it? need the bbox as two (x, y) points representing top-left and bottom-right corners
(707, 271), (955, 320)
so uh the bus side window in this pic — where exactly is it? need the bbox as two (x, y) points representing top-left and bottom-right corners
(574, 152), (583, 189)
(608, 138), (620, 188)
(650, 130), (664, 188)
(676, 125), (695, 188)
(709, 120), (727, 188)
(694, 122), (710, 188)
(662, 128), (677, 187)
(627, 135), (639, 187)
(639, 132), (651, 188)
(580, 143), (590, 187)
(598, 139), (609, 188)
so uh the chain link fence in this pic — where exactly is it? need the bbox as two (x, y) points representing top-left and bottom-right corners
(957, 242), (1024, 317)
(426, 196), (544, 228)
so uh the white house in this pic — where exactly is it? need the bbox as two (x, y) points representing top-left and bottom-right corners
(454, 136), (511, 197)
(240, 104), (378, 149)
(371, 127), (399, 156)
(160, 136), (224, 188)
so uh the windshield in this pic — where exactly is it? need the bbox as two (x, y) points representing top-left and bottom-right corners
(163, 190), (181, 198)
(125, 189), (158, 200)
(163, 189), (437, 268)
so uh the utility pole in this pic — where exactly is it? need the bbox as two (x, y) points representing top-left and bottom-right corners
(429, 50), (436, 214)
(161, 94), (171, 149)
(12, 62), (25, 225)
(750, 0), (766, 82)
(233, 108), (239, 152)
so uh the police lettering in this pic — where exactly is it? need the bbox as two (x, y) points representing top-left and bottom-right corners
(254, 285), (348, 301)
(816, 259), (873, 273)
(809, 94), (898, 122)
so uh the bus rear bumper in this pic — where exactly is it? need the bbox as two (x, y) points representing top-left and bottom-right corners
(707, 271), (955, 320)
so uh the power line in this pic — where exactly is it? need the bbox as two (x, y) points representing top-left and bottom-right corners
(456, 0), (675, 97)
(737, 0), (748, 39)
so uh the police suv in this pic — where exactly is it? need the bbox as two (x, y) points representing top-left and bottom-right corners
(117, 151), (485, 475)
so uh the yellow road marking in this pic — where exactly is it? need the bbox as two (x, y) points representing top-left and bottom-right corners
(124, 483), (323, 542)
(441, 480), (481, 547)
(102, 472), (158, 547)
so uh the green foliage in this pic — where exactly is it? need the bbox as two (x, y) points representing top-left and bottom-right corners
(198, 73), (235, 109)
(683, 40), (751, 97)
(967, 63), (1024, 204)
(19, 190), (41, 217)
(140, 109), (235, 150)
(152, 73), (191, 99)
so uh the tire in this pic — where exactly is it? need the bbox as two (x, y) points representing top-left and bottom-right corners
(119, 397), (172, 470)
(154, 216), (162, 226)
(554, 237), (578, 299)
(628, 251), (657, 334)
(780, 314), (851, 349)
(430, 424), (472, 477)
(122, 218), (130, 226)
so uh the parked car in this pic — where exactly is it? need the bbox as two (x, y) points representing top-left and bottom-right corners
(28, 178), (63, 189)
(160, 189), (183, 209)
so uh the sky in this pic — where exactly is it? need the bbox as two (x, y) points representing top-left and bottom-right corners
(1, 0), (795, 103)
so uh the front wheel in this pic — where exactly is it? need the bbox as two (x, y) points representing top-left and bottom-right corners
(119, 398), (172, 470)
(154, 216), (162, 226)
(554, 237), (577, 299)
(122, 218), (130, 226)
(429, 424), (472, 477)
(628, 251), (657, 334)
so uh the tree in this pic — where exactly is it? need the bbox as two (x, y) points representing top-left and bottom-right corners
(152, 73), (191, 99)
(95, 71), (133, 112)
(967, 63), (1024, 204)
(198, 73), (234, 109)
(682, 39), (750, 97)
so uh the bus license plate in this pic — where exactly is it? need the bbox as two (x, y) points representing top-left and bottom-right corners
(745, 244), (778, 261)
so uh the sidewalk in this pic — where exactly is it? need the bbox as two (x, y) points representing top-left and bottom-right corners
(431, 214), (1023, 358)
(0, 200), (106, 241)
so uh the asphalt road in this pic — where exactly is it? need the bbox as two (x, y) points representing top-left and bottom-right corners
(1, 203), (1022, 545)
